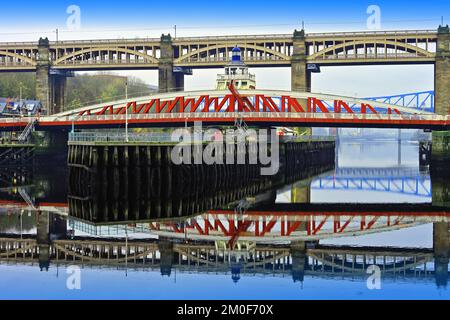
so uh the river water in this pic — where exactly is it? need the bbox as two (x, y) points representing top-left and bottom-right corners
(0, 138), (448, 300)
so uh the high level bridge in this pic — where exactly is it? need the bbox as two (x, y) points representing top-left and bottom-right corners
(0, 27), (449, 116)
(0, 237), (444, 283)
(1, 213), (449, 284)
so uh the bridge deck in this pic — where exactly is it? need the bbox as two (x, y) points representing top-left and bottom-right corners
(0, 112), (448, 131)
(0, 29), (439, 71)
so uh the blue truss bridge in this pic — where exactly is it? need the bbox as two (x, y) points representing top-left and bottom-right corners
(311, 167), (431, 198)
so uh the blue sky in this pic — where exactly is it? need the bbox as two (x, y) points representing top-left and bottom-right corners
(1, 265), (448, 300)
(0, 223), (446, 300)
(0, 1), (445, 94)
(2, 0), (449, 39)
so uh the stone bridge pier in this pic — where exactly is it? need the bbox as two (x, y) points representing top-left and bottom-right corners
(433, 222), (450, 288)
(36, 38), (69, 115)
(36, 211), (50, 271)
(432, 25), (450, 163)
(158, 34), (190, 94)
(36, 211), (68, 271)
(290, 240), (307, 283)
(291, 29), (311, 94)
(291, 29), (313, 135)
(158, 237), (176, 276)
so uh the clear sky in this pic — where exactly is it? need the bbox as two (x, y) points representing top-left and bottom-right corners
(0, 0), (447, 94)
(1, 261), (448, 300)
(1, 0), (449, 38)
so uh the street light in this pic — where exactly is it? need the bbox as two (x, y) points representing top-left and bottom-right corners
(19, 83), (23, 102)
(125, 80), (129, 142)
(18, 82), (24, 118)
(125, 225), (128, 277)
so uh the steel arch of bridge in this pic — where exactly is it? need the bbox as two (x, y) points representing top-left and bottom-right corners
(311, 176), (431, 198)
(320, 91), (435, 114)
(55, 89), (435, 118)
(0, 237), (440, 280)
(365, 91), (435, 113)
(145, 213), (427, 243)
(2, 90), (446, 131)
(53, 47), (160, 66)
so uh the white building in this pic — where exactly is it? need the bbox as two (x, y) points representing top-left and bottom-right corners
(216, 46), (256, 90)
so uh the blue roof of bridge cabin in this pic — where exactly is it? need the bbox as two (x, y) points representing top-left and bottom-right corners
(231, 46), (243, 63)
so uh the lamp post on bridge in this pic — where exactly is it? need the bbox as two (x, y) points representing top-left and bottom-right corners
(125, 80), (129, 142)
(19, 82), (23, 103)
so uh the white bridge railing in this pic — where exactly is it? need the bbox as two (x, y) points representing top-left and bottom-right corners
(52, 112), (449, 123)
(69, 132), (175, 143)
(1, 112), (448, 127)
(68, 131), (335, 143)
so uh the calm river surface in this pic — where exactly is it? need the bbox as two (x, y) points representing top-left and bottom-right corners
(0, 138), (448, 300)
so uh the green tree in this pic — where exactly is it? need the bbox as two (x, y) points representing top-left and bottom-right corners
(0, 72), (154, 110)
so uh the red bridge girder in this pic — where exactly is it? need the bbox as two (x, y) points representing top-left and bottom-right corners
(147, 213), (421, 240)
(79, 94), (401, 116)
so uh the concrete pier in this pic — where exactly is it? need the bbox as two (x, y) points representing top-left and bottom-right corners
(67, 137), (335, 223)
(67, 136), (335, 176)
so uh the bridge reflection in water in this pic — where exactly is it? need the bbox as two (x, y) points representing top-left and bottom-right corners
(0, 211), (449, 288)
(0, 158), (449, 292)
(67, 146), (335, 222)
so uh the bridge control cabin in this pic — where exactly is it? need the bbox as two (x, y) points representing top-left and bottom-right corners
(216, 46), (256, 90)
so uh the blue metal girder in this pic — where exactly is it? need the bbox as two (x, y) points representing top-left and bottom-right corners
(320, 91), (435, 113)
(364, 91), (435, 112)
(311, 176), (431, 197)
